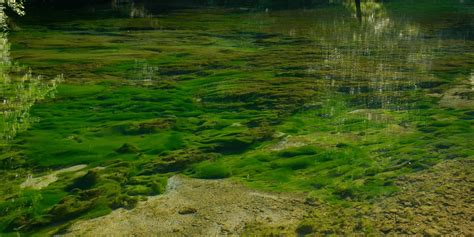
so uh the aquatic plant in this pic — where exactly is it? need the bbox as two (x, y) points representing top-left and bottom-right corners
(0, 0), (473, 234)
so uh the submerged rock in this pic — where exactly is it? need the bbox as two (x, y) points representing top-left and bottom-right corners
(424, 228), (441, 236)
(64, 175), (308, 236)
(178, 207), (197, 215)
(20, 164), (87, 190)
(67, 170), (99, 190)
(115, 143), (140, 154)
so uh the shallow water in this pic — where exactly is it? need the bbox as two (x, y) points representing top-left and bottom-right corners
(1, 0), (473, 234)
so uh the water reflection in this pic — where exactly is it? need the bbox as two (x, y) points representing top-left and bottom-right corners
(471, 71), (474, 90)
(0, 6), (62, 146)
(256, 2), (435, 113)
(111, 0), (153, 18)
(344, 0), (390, 27)
(0, 1), (472, 233)
(298, 2), (439, 133)
(1, 0), (25, 29)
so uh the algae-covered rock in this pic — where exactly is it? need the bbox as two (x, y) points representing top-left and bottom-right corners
(295, 221), (314, 236)
(125, 185), (153, 196)
(277, 145), (319, 158)
(115, 143), (140, 154)
(48, 196), (96, 222)
(206, 137), (254, 154)
(0, 151), (25, 169)
(112, 118), (176, 135)
(194, 163), (231, 179)
(127, 176), (166, 195)
(78, 188), (102, 200)
(245, 121), (275, 141)
(67, 170), (98, 190)
(109, 194), (138, 210)
(140, 149), (219, 174)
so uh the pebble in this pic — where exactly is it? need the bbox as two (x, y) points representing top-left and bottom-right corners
(424, 228), (441, 236)
(388, 208), (398, 213)
(178, 207), (197, 215)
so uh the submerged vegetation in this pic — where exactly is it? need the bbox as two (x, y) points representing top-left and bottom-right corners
(0, 0), (473, 234)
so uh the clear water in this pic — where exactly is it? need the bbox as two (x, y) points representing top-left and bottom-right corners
(0, 0), (473, 234)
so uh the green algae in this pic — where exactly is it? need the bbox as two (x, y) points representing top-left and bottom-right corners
(0, 0), (473, 234)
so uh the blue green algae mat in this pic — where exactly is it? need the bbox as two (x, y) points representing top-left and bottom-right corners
(0, 0), (473, 234)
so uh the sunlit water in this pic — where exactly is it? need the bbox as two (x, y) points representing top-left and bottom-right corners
(0, 0), (473, 233)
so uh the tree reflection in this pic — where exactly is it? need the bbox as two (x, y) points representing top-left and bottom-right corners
(355, 0), (362, 22)
(0, 5), (62, 147)
(1, 0), (25, 29)
(310, 0), (434, 112)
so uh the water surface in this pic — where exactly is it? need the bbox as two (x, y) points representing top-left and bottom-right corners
(1, 0), (473, 234)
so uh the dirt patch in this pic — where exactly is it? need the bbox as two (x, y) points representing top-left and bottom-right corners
(64, 175), (310, 236)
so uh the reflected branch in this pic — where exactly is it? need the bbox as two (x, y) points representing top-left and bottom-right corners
(0, 4), (62, 147)
(355, 0), (362, 22)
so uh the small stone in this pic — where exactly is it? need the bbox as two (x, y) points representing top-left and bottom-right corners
(380, 224), (394, 233)
(296, 223), (314, 235)
(388, 208), (399, 213)
(424, 228), (441, 236)
(178, 207), (197, 215)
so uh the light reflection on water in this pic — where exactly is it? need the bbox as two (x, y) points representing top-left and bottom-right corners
(0, 3), (62, 145)
(2, 1), (472, 152)
(0, 33), (62, 144)
(3, 0), (472, 147)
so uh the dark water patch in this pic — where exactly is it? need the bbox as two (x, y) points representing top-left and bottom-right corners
(119, 26), (160, 31)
